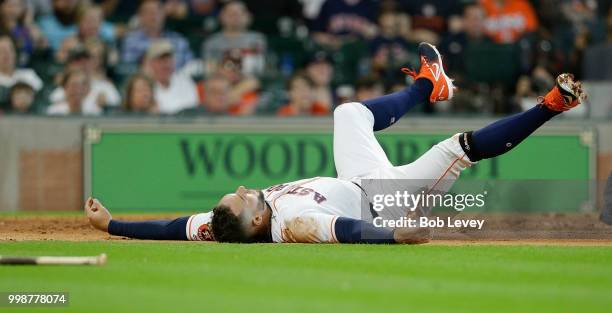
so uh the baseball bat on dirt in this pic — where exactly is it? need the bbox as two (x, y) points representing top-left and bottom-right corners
(0, 253), (107, 266)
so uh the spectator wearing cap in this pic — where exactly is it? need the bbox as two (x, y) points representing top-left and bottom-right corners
(142, 40), (198, 114)
(305, 51), (334, 110)
(37, 0), (116, 51)
(121, 0), (193, 69)
(0, 35), (42, 103)
(480, 0), (538, 44)
(122, 73), (158, 114)
(277, 73), (329, 117)
(201, 1), (266, 76)
(311, 0), (379, 49)
(46, 69), (90, 115)
(49, 44), (121, 115)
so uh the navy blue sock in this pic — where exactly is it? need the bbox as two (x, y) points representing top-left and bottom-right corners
(108, 216), (190, 240)
(334, 217), (396, 244)
(363, 79), (433, 131)
(460, 105), (561, 161)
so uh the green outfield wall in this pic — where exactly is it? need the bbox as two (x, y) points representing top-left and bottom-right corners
(85, 126), (594, 212)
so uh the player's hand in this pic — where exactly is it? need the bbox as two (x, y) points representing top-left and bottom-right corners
(393, 226), (431, 244)
(85, 197), (112, 232)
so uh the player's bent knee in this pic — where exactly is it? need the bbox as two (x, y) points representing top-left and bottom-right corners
(334, 102), (363, 120)
(334, 102), (373, 128)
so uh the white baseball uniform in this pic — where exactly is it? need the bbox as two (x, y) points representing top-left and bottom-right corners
(187, 102), (475, 242)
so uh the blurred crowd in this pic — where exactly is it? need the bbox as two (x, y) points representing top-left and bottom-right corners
(0, 0), (610, 117)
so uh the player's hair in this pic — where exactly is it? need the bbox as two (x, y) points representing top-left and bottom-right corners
(211, 205), (251, 243)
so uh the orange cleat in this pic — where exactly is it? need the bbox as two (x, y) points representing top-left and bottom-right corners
(402, 42), (455, 103)
(538, 73), (586, 112)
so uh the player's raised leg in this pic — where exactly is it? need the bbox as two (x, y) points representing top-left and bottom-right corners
(391, 73), (585, 192)
(333, 102), (393, 180)
(460, 73), (584, 162)
(333, 42), (452, 180)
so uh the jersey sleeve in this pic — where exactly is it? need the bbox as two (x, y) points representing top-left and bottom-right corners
(186, 212), (214, 241)
(279, 213), (339, 243)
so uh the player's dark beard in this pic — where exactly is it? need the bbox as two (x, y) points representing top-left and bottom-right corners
(251, 190), (272, 243)
(258, 190), (265, 211)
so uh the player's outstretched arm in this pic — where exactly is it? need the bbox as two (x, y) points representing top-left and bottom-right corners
(84, 197), (190, 240)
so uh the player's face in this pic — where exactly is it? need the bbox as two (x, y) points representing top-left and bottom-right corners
(218, 186), (263, 217)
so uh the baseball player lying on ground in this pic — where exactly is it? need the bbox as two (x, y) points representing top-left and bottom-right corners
(86, 42), (585, 244)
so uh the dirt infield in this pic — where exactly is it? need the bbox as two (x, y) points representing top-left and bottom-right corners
(0, 214), (183, 241)
(2, 213), (612, 245)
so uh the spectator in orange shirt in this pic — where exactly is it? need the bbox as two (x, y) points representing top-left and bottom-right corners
(277, 73), (329, 117)
(187, 74), (235, 115)
(213, 49), (260, 115)
(194, 73), (258, 116)
(480, 0), (538, 43)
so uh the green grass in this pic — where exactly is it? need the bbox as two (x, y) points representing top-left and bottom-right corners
(1, 242), (612, 313)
